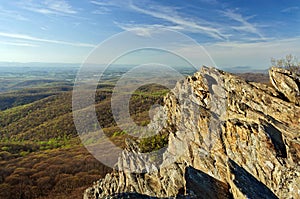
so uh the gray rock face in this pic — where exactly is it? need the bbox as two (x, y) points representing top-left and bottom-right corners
(84, 67), (300, 199)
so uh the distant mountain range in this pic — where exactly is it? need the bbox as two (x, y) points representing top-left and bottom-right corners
(0, 62), (79, 68)
(221, 65), (269, 73)
(0, 62), (269, 73)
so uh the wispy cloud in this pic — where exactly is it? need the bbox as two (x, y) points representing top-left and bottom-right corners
(115, 22), (160, 37)
(44, 0), (76, 14)
(114, 21), (187, 37)
(90, 0), (119, 7)
(0, 40), (38, 47)
(128, 1), (227, 40)
(0, 32), (95, 47)
(91, 7), (111, 15)
(0, 6), (28, 21)
(90, 0), (126, 14)
(40, 26), (48, 31)
(198, 0), (218, 5)
(222, 9), (264, 39)
(281, 6), (299, 13)
(19, 0), (77, 15)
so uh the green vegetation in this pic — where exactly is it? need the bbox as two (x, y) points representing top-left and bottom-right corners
(0, 79), (169, 198)
(0, 85), (72, 111)
(112, 131), (127, 137)
(138, 132), (169, 153)
(0, 145), (111, 199)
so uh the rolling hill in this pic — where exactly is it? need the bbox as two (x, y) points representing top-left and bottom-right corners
(0, 81), (168, 199)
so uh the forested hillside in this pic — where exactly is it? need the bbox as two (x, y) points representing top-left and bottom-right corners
(0, 81), (168, 199)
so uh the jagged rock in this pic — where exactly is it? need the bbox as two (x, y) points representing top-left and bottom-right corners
(84, 66), (300, 199)
(185, 166), (232, 199)
(269, 66), (300, 105)
(227, 159), (278, 199)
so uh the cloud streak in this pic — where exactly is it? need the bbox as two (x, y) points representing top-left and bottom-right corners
(0, 6), (29, 21)
(90, 0), (119, 7)
(222, 9), (264, 39)
(91, 0), (265, 42)
(114, 21), (187, 37)
(19, 0), (77, 16)
(281, 6), (299, 13)
(128, 1), (228, 40)
(90, 0), (128, 14)
(44, 0), (77, 14)
(0, 40), (38, 47)
(0, 32), (95, 47)
(92, 7), (111, 15)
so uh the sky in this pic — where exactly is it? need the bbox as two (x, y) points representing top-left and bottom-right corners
(0, 0), (299, 69)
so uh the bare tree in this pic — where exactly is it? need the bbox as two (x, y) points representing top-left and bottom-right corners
(271, 54), (300, 74)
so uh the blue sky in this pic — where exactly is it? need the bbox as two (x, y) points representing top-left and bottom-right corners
(0, 0), (299, 69)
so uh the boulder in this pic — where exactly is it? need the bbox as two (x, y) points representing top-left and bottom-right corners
(269, 66), (300, 105)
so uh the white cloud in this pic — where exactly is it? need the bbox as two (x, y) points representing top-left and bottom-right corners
(128, 2), (228, 40)
(0, 6), (29, 21)
(26, 7), (54, 14)
(114, 22), (186, 37)
(281, 6), (299, 13)
(44, 0), (76, 14)
(0, 32), (95, 47)
(40, 26), (48, 31)
(0, 40), (38, 47)
(90, 0), (118, 7)
(198, 0), (218, 5)
(19, 0), (77, 15)
(90, 0), (127, 14)
(90, 0), (131, 15)
(91, 0), (267, 43)
(221, 9), (264, 39)
(92, 7), (111, 15)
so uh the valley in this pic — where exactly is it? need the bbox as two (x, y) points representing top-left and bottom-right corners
(0, 66), (169, 198)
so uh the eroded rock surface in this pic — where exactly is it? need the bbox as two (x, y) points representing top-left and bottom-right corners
(269, 66), (300, 105)
(84, 67), (300, 199)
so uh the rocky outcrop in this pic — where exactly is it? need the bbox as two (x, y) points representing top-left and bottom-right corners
(269, 66), (300, 105)
(84, 67), (300, 199)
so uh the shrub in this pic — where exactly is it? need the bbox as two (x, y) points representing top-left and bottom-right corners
(138, 132), (169, 153)
(271, 54), (300, 74)
(112, 131), (127, 137)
